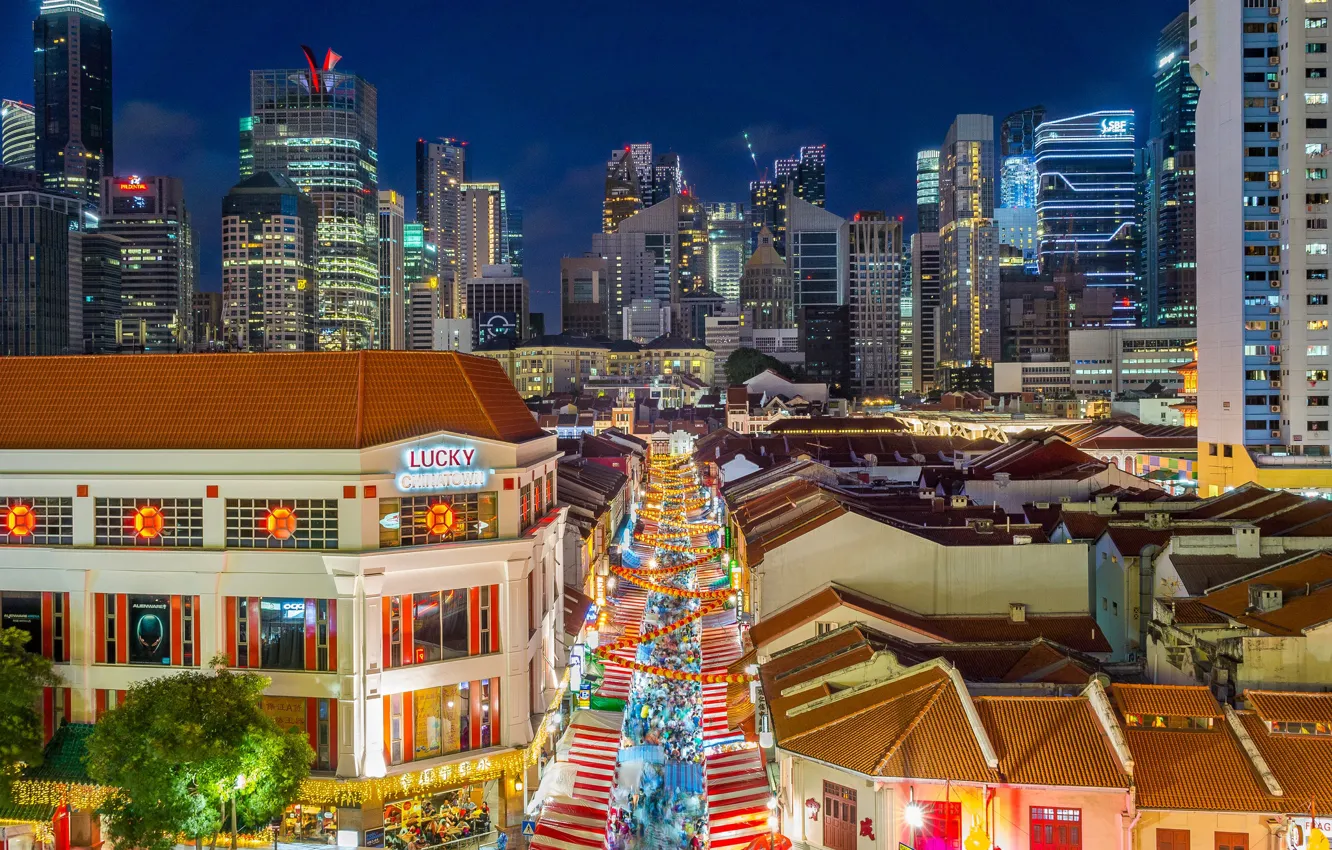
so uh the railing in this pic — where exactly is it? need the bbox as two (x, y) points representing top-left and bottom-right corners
(384, 828), (497, 850)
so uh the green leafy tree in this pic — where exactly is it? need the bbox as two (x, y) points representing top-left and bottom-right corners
(86, 659), (314, 850)
(0, 627), (57, 801)
(724, 347), (794, 385)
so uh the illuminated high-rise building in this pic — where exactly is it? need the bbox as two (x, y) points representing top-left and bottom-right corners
(1, 101), (36, 170)
(630, 143), (654, 200)
(378, 190), (406, 349)
(651, 152), (683, 206)
(457, 182), (506, 318)
(1035, 110), (1138, 325)
(99, 175), (196, 353)
(705, 202), (747, 302)
(999, 106), (1045, 208)
(221, 172), (317, 352)
(939, 114), (1000, 366)
(785, 187), (847, 309)
(1193, 1), (1332, 491)
(749, 177), (783, 253)
(603, 147), (642, 232)
(415, 137), (465, 311)
(248, 48), (378, 349)
(0, 186), (93, 355)
(1142, 13), (1199, 328)
(915, 150), (940, 232)
(33, 0), (113, 203)
(404, 222), (443, 350)
(848, 212), (903, 398)
(616, 193), (706, 320)
(741, 226), (793, 330)
(796, 144), (827, 207)
(505, 206), (523, 277)
(561, 254), (610, 338)
(910, 232), (941, 393)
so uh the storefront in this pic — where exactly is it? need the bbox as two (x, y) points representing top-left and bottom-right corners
(0, 352), (575, 840)
(382, 781), (498, 848)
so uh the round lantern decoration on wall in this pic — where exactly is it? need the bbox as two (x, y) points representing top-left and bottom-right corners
(265, 506), (299, 539)
(4, 504), (36, 537)
(133, 505), (165, 539)
(425, 502), (456, 536)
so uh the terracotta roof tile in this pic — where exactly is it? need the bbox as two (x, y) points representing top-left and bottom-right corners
(1111, 684), (1222, 718)
(1125, 725), (1277, 812)
(1245, 691), (1332, 725)
(974, 697), (1129, 788)
(1166, 599), (1229, 626)
(1237, 711), (1332, 812)
(0, 352), (546, 449)
(1200, 551), (1332, 636)
(1059, 512), (1111, 540)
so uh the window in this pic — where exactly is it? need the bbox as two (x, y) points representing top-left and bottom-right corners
(1312, 396), (1330, 406)
(1157, 830), (1190, 850)
(1312, 345), (1331, 356)
(1031, 808), (1081, 850)
(1310, 420), (1329, 431)
(381, 586), (496, 668)
(1310, 93), (1331, 105)
(815, 621), (838, 635)
(1311, 370), (1330, 381)
(1309, 17), (1330, 28)
(521, 484), (533, 530)
(821, 781), (857, 850)
(1310, 43), (1329, 53)
(232, 597), (335, 671)
(1123, 714), (1215, 730)
(1313, 295), (1331, 305)
(410, 590), (469, 663)
(225, 499), (338, 548)
(1311, 243), (1330, 255)
(1312, 67), (1330, 78)
(378, 493), (498, 547)
(97, 593), (200, 667)
(95, 498), (204, 547)
(1215, 833), (1248, 850)
(1310, 121), (1330, 131)
(0, 591), (69, 662)
(1270, 720), (1332, 735)
(1, 497), (73, 546)
(910, 800), (961, 850)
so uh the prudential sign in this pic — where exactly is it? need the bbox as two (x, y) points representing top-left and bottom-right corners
(397, 445), (488, 491)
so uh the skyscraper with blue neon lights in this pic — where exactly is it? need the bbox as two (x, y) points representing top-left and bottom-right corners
(1035, 110), (1138, 326)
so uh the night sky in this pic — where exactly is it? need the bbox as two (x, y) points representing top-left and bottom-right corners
(2, 0), (1182, 321)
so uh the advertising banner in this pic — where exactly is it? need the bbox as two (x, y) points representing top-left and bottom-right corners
(128, 594), (171, 665)
(0, 592), (42, 650)
(477, 312), (518, 344)
(263, 696), (309, 735)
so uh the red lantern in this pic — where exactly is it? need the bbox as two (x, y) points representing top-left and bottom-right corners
(265, 506), (298, 539)
(5, 504), (37, 537)
(133, 506), (165, 539)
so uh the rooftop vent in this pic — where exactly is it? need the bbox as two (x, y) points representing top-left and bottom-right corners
(1009, 602), (1028, 623)
(1248, 583), (1282, 613)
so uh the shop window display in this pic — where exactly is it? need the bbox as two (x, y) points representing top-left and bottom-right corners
(382, 784), (496, 849)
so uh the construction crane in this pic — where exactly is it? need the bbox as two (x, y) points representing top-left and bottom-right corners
(742, 131), (763, 179)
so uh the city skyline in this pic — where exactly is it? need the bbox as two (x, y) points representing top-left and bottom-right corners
(0, 0), (1171, 319)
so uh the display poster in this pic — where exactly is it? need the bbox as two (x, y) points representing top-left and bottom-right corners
(413, 687), (443, 760)
(128, 594), (172, 665)
(263, 696), (309, 735)
(0, 592), (42, 650)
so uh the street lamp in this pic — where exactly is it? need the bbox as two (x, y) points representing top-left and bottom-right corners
(230, 773), (249, 850)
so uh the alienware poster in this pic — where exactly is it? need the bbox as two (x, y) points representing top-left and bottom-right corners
(0, 592), (42, 650)
(128, 595), (172, 664)
(477, 312), (518, 345)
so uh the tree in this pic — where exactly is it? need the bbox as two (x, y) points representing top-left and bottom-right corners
(86, 659), (314, 850)
(725, 347), (794, 385)
(0, 628), (57, 801)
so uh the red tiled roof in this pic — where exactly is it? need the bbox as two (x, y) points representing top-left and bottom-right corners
(1237, 711), (1332, 812)
(1245, 691), (1332, 725)
(974, 697), (1129, 788)
(0, 352), (547, 449)
(1200, 551), (1332, 636)
(1111, 684), (1222, 718)
(1125, 725), (1277, 812)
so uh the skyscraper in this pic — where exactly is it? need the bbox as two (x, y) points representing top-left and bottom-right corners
(616, 194), (704, 317)
(796, 144), (827, 207)
(999, 106), (1045, 209)
(1193, 2), (1332, 492)
(505, 205), (524, 277)
(591, 229), (654, 337)
(99, 175), (195, 352)
(915, 150), (940, 233)
(561, 254), (610, 337)
(415, 137), (465, 310)
(1035, 110), (1138, 325)
(910, 232), (941, 393)
(604, 147), (642, 232)
(0, 186), (92, 355)
(1, 101), (36, 170)
(457, 182), (506, 318)
(741, 226), (793, 330)
(848, 212), (903, 398)
(651, 152), (683, 206)
(749, 177), (782, 254)
(1142, 13), (1199, 328)
(221, 172), (317, 352)
(378, 190), (406, 349)
(81, 230), (122, 354)
(466, 265), (529, 345)
(33, 0), (113, 203)
(899, 239), (914, 395)
(630, 143), (654, 201)
(248, 48), (378, 349)
(939, 114), (1000, 366)
(404, 222), (443, 350)
(704, 202), (747, 303)
(785, 188), (847, 309)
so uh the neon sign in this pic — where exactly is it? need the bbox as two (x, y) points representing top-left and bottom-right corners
(118, 176), (147, 192)
(1100, 118), (1129, 136)
(397, 444), (488, 491)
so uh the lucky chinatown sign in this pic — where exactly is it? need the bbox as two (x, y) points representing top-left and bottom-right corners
(397, 445), (488, 491)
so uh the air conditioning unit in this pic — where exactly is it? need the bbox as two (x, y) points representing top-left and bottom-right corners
(1272, 405), (1283, 412)
(1271, 55), (1283, 65)
(1272, 105), (1283, 113)
(1272, 355), (1284, 364)
(1269, 81), (1282, 90)
(1273, 205), (1283, 213)
(1272, 430), (1284, 438)
(1273, 330), (1284, 339)
(1270, 231), (1282, 239)
(1271, 254), (1283, 263)
(1272, 305), (1284, 313)
(1273, 379), (1284, 388)
(1269, 4), (1280, 13)
(1273, 278), (1284, 286)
